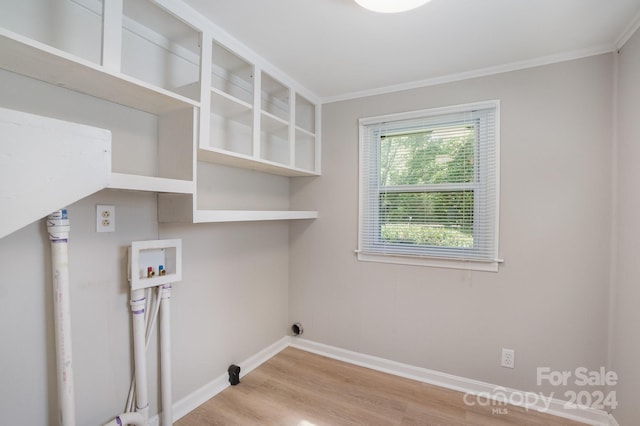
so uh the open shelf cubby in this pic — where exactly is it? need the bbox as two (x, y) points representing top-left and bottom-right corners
(261, 71), (290, 121)
(212, 40), (254, 104)
(0, 0), (104, 67)
(122, 0), (201, 102)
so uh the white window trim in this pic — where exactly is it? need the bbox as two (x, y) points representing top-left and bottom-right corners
(357, 100), (502, 272)
(356, 251), (501, 272)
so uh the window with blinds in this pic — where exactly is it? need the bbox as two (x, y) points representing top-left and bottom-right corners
(358, 101), (500, 271)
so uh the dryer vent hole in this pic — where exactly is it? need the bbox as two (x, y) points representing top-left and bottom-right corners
(291, 323), (303, 336)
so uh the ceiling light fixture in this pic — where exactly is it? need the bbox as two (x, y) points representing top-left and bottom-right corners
(354, 0), (431, 13)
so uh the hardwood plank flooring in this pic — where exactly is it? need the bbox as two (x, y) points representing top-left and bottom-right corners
(176, 348), (586, 426)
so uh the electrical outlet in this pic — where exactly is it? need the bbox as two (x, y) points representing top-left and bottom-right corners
(501, 348), (515, 368)
(96, 205), (115, 233)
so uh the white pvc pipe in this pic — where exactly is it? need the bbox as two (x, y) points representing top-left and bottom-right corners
(102, 412), (145, 426)
(159, 285), (172, 425)
(130, 289), (149, 424)
(47, 210), (76, 426)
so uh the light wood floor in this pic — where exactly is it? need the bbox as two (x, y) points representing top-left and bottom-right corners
(176, 347), (585, 426)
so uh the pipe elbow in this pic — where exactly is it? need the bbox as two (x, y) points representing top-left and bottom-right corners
(103, 412), (146, 426)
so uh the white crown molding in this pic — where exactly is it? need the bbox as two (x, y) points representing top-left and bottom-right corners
(615, 9), (640, 50)
(322, 44), (615, 104)
(161, 0), (633, 105)
(144, 0), (636, 105)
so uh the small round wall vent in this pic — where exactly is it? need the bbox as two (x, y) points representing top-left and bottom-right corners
(291, 322), (303, 336)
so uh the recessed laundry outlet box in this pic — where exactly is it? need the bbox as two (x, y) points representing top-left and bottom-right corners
(128, 239), (182, 290)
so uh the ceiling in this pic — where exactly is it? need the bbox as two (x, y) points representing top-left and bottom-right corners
(182, 0), (640, 102)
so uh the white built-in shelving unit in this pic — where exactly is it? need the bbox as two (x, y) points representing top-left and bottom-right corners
(0, 0), (321, 224)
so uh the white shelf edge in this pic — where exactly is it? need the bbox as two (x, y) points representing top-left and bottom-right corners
(193, 210), (318, 223)
(261, 109), (289, 127)
(198, 146), (319, 177)
(108, 173), (194, 194)
(295, 126), (316, 138)
(211, 86), (253, 110)
(0, 28), (199, 115)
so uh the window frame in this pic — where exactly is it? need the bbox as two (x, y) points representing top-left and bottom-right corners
(357, 101), (501, 272)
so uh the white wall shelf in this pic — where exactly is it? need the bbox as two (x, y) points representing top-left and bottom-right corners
(157, 193), (317, 223)
(198, 147), (319, 177)
(211, 88), (253, 119)
(1, 0), (320, 225)
(261, 111), (289, 133)
(0, 29), (198, 115)
(194, 210), (318, 223)
(108, 173), (194, 194)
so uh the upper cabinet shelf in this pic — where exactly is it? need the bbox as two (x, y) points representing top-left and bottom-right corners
(0, 29), (198, 115)
(200, 37), (321, 176)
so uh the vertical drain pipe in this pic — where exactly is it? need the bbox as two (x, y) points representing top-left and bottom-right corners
(130, 289), (150, 424)
(159, 284), (172, 425)
(47, 209), (76, 426)
(103, 288), (146, 426)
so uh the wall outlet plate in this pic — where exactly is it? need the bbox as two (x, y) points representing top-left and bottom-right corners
(96, 205), (115, 232)
(501, 348), (515, 368)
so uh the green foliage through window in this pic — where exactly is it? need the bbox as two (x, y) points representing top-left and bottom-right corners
(378, 124), (476, 248)
(359, 102), (498, 265)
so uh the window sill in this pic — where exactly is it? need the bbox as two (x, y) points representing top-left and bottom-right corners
(356, 252), (501, 272)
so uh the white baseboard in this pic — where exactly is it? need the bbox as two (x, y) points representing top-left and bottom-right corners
(290, 338), (616, 426)
(608, 413), (620, 426)
(149, 335), (619, 426)
(149, 336), (290, 426)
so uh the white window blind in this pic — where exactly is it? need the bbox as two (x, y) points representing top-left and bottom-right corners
(358, 101), (500, 270)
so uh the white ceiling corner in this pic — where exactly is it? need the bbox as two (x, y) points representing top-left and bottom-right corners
(182, 0), (640, 102)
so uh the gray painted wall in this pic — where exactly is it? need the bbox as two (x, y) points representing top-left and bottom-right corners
(1, 1), (636, 421)
(290, 54), (614, 397)
(0, 26), (291, 425)
(0, 190), (290, 425)
(0, 3), (292, 422)
(612, 27), (640, 425)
